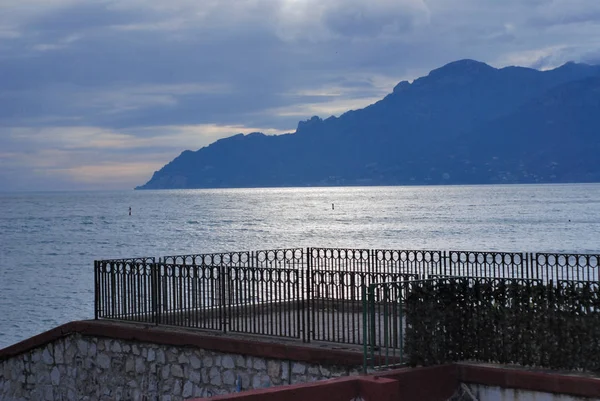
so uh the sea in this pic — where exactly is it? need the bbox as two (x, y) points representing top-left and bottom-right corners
(1, 183), (600, 349)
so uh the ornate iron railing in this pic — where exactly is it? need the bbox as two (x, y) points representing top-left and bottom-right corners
(308, 249), (600, 283)
(154, 262), (223, 331)
(94, 247), (600, 349)
(94, 257), (156, 323)
(162, 248), (304, 269)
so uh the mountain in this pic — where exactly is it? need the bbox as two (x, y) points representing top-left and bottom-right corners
(136, 59), (600, 189)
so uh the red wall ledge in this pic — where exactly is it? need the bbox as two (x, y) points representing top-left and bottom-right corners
(197, 376), (400, 401)
(456, 363), (600, 399)
(192, 365), (457, 401)
(0, 320), (363, 367)
(191, 364), (600, 401)
(376, 364), (458, 401)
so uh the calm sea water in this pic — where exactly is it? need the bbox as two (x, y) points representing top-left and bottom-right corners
(1, 184), (600, 348)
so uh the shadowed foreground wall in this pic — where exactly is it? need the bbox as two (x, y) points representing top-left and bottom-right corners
(197, 364), (600, 401)
(0, 321), (362, 401)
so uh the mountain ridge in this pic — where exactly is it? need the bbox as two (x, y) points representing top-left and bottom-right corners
(136, 59), (600, 189)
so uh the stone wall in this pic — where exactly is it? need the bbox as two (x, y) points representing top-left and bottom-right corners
(0, 333), (361, 401)
(467, 384), (596, 401)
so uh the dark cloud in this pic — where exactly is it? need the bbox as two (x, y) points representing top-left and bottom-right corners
(30, 2), (147, 34)
(322, 2), (425, 38)
(527, 1), (600, 28)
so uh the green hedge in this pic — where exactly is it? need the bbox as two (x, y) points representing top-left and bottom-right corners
(403, 278), (600, 372)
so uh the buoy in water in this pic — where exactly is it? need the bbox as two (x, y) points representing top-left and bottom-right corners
(129, 207), (132, 216)
(332, 203), (334, 210)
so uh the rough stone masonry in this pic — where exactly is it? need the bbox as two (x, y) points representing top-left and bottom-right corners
(0, 333), (361, 401)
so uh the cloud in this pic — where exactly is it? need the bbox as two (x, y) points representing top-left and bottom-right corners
(0, 82), (234, 127)
(1, 0), (600, 190)
(0, 122), (289, 190)
(274, 73), (401, 117)
(0, 147), (165, 190)
(3, 123), (287, 153)
(0, 27), (19, 39)
(529, 0), (600, 27)
(268, 97), (385, 118)
(108, 0), (274, 35)
(79, 83), (233, 115)
(497, 46), (570, 70)
(50, 161), (165, 186)
(32, 33), (82, 52)
(274, 0), (430, 41)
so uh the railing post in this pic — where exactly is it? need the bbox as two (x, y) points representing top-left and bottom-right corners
(440, 251), (448, 278)
(295, 266), (302, 341)
(368, 249), (374, 284)
(399, 285), (404, 365)
(300, 249), (305, 342)
(221, 263), (228, 334)
(151, 260), (161, 325)
(305, 247), (311, 343)
(94, 260), (99, 320)
(369, 284), (376, 367)
(383, 285), (389, 368)
(362, 284), (368, 373)
(162, 262), (168, 313)
(110, 262), (116, 318)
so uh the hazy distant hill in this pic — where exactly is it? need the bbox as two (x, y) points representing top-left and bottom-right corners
(136, 59), (600, 189)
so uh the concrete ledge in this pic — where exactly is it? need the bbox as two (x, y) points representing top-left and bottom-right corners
(457, 363), (600, 399)
(192, 364), (600, 401)
(357, 376), (408, 401)
(376, 364), (458, 401)
(198, 377), (360, 401)
(0, 322), (76, 360)
(0, 320), (363, 367)
(193, 365), (456, 401)
(195, 376), (400, 401)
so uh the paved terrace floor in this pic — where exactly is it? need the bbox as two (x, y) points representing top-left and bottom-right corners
(98, 299), (405, 355)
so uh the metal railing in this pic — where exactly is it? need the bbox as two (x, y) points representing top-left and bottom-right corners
(309, 249), (599, 283)
(95, 255), (306, 340)
(94, 247), (600, 347)
(94, 257), (156, 323)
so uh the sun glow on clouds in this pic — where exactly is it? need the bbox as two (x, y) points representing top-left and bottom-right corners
(279, 73), (404, 117)
(0, 123), (289, 190)
(497, 46), (571, 70)
(0, 147), (168, 189)
(6, 124), (288, 153)
(271, 97), (384, 118)
(55, 162), (164, 185)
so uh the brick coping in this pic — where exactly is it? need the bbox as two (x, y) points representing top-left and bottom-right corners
(376, 364), (600, 399)
(0, 320), (363, 366)
(199, 364), (600, 401)
(454, 363), (600, 399)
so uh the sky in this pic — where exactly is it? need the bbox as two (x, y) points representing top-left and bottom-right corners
(1, 0), (600, 191)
